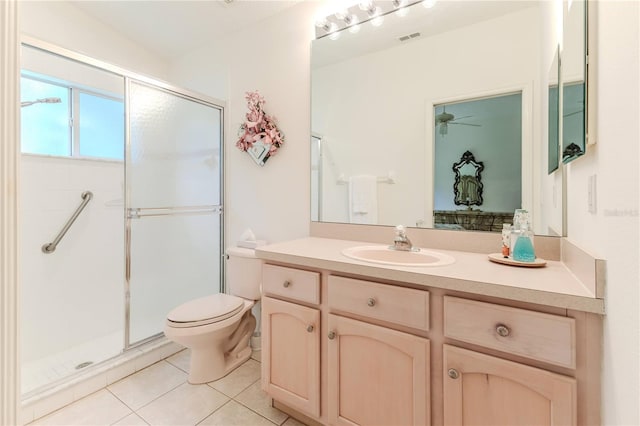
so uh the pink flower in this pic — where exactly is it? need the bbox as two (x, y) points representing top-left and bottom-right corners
(236, 90), (285, 157)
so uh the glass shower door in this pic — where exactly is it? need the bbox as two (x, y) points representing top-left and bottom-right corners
(126, 81), (223, 345)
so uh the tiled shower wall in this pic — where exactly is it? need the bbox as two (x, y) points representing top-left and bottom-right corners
(20, 155), (125, 364)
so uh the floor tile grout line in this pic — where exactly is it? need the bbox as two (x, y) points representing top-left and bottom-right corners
(109, 368), (189, 414)
(231, 394), (290, 426)
(207, 371), (262, 399)
(193, 398), (234, 426)
(107, 401), (137, 426)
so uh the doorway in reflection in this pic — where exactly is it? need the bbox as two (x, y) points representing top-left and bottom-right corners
(433, 93), (522, 231)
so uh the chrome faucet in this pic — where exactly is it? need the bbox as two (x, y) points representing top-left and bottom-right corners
(389, 225), (418, 252)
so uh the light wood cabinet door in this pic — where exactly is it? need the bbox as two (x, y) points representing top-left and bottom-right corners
(443, 345), (577, 426)
(261, 296), (320, 418)
(327, 314), (430, 426)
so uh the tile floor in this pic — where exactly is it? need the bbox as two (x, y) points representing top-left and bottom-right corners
(28, 350), (306, 426)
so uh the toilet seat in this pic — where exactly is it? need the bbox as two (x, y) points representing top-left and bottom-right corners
(166, 293), (245, 328)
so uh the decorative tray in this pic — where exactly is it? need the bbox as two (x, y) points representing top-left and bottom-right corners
(488, 253), (547, 268)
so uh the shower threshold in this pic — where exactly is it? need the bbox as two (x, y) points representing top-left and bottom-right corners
(20, 335), (183, 423)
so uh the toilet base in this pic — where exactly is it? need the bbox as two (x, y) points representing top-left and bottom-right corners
(184, 309), (256, 384)
(164, 299), (257, 384)
(188, 343), (252, 384)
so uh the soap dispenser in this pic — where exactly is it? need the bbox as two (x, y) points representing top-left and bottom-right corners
(512, 224), (536, 262)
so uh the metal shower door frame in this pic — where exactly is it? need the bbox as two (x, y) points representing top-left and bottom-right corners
(21, 36), (227, 353)
(123, 77), (226, 349)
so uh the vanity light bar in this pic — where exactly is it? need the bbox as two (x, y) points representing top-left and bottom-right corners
(315, 0), (429, 39)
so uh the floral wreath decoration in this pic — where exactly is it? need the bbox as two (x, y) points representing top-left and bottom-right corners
(236, 91), (285, 165)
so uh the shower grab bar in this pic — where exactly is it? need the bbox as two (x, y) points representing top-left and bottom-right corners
(42, 191), (93, 254)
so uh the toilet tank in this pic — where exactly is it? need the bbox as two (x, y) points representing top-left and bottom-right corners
(226, 247), (262, 300)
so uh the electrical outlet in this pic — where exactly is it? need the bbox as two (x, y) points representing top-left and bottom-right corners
(588, 174), (597, 214)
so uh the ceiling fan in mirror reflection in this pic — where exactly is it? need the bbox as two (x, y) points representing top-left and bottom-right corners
(435, 106), (481, 136)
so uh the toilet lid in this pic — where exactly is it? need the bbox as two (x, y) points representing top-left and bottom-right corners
(167, 293), (245, 328)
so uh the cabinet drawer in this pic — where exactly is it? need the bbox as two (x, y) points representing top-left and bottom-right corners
(328, 276), (429, 331)
(262, 264), (320, 305)
(444, 296), (576, 369)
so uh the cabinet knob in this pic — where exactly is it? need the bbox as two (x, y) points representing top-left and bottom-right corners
(283, 280), (291, 288)
(328, 331), (336, 340)
(367, 298), (376, 307)
(447, 368), (460, 380)
(496, 324), (511, 337)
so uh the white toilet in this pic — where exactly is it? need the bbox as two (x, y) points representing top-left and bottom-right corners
(164, 247), (262, 384)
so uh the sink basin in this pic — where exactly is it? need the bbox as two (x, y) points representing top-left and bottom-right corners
(341, 245), (455, 267)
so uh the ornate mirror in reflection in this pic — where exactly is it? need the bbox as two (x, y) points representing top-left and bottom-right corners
(453, 151), (484, 207)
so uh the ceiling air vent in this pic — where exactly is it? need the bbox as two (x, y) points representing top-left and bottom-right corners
(399, 32), (421, 42)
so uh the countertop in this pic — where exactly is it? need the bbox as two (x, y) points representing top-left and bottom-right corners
(255, 237), (605, 314)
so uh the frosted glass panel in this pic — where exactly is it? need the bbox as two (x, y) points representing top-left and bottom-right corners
(129, 82), (222, 208)
(127, 80), (223, 345)
(129, 213), (221, 343)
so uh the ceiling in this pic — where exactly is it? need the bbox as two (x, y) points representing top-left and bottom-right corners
(70, 0), (302, 61)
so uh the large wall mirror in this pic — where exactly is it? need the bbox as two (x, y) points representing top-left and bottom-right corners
(311, 0), (588, 236)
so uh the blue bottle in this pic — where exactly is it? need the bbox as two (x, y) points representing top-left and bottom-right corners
(512, 225), (536, 262)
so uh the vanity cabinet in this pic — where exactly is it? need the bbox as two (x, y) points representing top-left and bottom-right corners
(443, 296), (578, 425)
(443, 345), (576, 425)
(327, 314), (430, 426)
(259, 261), (600, 426)
(261, 264), (321, 418)
(261, 297), (320, 417)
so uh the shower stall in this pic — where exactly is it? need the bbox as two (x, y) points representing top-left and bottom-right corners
(19, 40), (224, 396)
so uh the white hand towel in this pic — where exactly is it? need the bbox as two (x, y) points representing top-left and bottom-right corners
(349, 175), (378, 224)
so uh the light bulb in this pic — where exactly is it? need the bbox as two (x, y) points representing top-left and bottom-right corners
(329, 31), (341, 41)
(314, 17), (330, 31)
(371, 15), (384, 27)
(359, 1), (374, 12)
(335, 12), (357, 26)
(392, 0), (408, 8)
(395, 7), (409, 17)
(349, 23), (361, 34)
(362, 5), (381, 19)
(422, 0), (436, 8)
(346, 14), (359, 28)
(334, 10), (349, 20)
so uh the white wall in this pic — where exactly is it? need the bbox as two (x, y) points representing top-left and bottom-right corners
(565, 2), (640, 424)
(170, 3), (320, 246)
(20, 1), (169, 81)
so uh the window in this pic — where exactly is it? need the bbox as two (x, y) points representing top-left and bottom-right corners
(20, 74), (124, 160)
(78, 92), (125, 160)
(20, 77), (71, 156)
